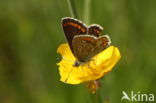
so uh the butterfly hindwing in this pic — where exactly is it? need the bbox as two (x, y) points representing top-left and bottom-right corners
(88, 24), (103, 37)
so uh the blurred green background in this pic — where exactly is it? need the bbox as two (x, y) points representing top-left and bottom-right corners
(0, 0), (156, 103)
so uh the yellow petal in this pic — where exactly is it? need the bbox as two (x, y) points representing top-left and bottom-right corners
(57, 43), (121, 84)
(57, 43), (75, 61)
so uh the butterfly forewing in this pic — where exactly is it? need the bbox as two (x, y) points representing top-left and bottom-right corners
(72, 35), (111, 62)
(62, 17), (87, 53)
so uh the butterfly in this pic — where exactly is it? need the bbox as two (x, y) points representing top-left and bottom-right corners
(61, 17), (111, 66)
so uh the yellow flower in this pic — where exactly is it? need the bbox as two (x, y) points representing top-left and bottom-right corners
(57, 43), (121, 84)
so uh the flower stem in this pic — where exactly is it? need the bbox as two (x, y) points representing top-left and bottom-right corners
(83, 0), (91, 25)
(67, 0), (78, 18)
(86, 81), (102, 103)
(90, 91), (102, 103)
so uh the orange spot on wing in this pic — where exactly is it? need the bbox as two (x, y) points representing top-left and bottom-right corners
(81, 37), (95, 43)
(100, 38), (108, 46)
(63, 23), (67, 26)
(67, 22), (70, 25)
(96, 30), (100, 34)
(73, 23), (77, 27)
(70, 22), (74, 25)
(81, 28), (86, 32)
(78, 25), (81, 29)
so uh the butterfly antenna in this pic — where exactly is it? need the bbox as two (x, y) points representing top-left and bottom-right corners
(65, 66), (74, 83)
(58, 56), (76, 83)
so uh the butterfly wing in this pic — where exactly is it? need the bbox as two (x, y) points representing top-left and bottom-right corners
(72, 35), (111, 62)
(88, 24), (103, 37)
(62, 17), (87, 53)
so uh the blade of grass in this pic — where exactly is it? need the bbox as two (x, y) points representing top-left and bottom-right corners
(67, 0), (78, 18)
(83, 0), (91, 25)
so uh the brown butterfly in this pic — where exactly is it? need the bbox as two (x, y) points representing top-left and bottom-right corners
(61, 17), (111, 66)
